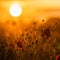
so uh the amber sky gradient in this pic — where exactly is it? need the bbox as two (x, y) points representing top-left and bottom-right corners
(0, 0), (60, 22)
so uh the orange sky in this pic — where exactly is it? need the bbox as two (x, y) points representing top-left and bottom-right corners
(0, 0), (60, 22)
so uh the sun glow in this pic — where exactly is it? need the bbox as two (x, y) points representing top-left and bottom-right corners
(9, 3), (22, 17)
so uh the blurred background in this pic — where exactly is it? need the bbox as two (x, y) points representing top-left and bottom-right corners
(0, 0), (60, 60)
(0, 0), (60, 22)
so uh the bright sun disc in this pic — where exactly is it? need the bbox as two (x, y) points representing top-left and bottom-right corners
(9, 3), (22, 17)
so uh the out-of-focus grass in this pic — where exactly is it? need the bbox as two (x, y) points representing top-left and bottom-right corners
(0, 17), (60, 60)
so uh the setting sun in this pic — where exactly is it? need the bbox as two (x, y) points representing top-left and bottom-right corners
(9, 3), (22, 17)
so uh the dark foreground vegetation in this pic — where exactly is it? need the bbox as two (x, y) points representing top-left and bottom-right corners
(0, 17), (60, 60)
